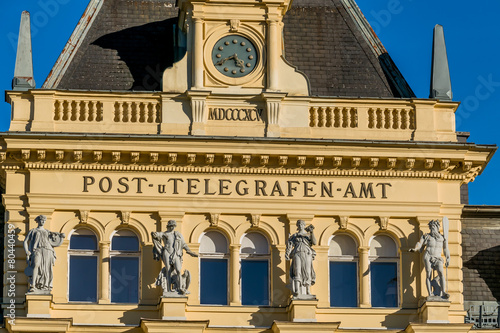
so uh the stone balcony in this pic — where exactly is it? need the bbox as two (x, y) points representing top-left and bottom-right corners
(6, 89), (458, 142)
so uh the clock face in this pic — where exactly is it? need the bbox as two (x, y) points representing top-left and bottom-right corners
(212, 35), (258, 78)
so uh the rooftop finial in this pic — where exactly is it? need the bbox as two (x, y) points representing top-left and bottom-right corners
(430, 24), (452, 100)
(12, 11), (36, 91)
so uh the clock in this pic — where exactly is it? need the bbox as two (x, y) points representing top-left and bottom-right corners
(211, 35), (258, 78)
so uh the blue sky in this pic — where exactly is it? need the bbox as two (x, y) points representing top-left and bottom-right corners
(1, 0), (499, 205)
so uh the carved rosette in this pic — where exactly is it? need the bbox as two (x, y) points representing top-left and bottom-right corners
(93, 151), (103, 162)
(387, 158), (397, 168)
(21, 149), (31, 161)
(168, 153), (178, 164)
(37, 150), (46, 161)
(351, 157), (361, 168)
(279, 156), (288, 166)
(242, 155), (251, 165)
(425, 159), (434, 169)
(150, 152), (159, 163)
(55, 150), (64, 161)
(206, 154), (215, 164)
(131, 152), (140, 163)
(73, 150), (83, 162)
(111, 152), (121, 163)
(369, 157), (379, 168)
(187, 154), (196, 164)
(297, 156), (306, 167)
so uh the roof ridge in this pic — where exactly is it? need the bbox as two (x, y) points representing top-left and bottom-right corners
(42, 0), (104, 89)
(339, 0), (415, 97)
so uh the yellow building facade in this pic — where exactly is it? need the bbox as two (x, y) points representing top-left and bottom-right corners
(1, 0), (497, 332)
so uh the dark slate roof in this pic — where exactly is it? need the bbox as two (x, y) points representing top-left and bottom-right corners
(45, 0), (414, 98)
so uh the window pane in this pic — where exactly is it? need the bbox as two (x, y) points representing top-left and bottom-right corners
(330, 262), (357, 307)
(200, 259), (228, 305)
(241, 233), (269, 255)
(112, 236), (139, 251)
(111, 257), (139, 303)
(371, 262), (398, 307)
(70, 235), (97, 250)
(241, 260), (269, 305)
(200, 232), (228, 254)
(69, 256), (97, 302)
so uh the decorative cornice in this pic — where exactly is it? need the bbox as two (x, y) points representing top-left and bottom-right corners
(0, 149), (484, 182)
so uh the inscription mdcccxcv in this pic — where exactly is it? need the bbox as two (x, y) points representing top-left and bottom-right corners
(83, 176), (392, 199)
(209, 108), (264, 121)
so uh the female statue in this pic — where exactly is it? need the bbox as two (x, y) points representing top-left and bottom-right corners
(23, 215), (65, 293)
(285, 219), (316, 298)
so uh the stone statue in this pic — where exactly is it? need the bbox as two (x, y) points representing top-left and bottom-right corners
(23, 215), (65, 294)
(410, 219), (450, 300)
(152, 220), (198, 296)
(285, 219), (317, 299)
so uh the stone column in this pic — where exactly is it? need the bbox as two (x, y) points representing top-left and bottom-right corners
(99, 241), (110, 304)
(358, 246), (371, 307)
(193, 18), (204, 89)
(267, 19), (279, 91)
(230, 244), (241, 305)
(314, 247), (330, 308)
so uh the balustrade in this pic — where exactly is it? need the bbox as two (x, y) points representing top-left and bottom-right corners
(54, 100), (103, 122)
(309, 107), (358, 128)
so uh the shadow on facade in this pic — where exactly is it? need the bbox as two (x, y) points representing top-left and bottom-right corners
(464, 245), (500, 301)
(92, 17), (184, 91)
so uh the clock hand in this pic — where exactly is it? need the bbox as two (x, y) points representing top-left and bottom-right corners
(232, 54), (245, 69)
(215, 57), (230, 66)
(215, 54), (237, 66)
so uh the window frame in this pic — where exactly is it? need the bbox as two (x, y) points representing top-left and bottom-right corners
(328, 234), (359, 308)
(67, 228), (99, 303)
(199, 231), (230, 306)
(109, 229), (141, 304)
(240, 232), (271, 306)
(368, 234), (400, 308)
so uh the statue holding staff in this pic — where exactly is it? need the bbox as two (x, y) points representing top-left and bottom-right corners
(23, 215), (65, 293)
(285, 219), (317, 299)
(152, 220), (198, 296)
(410, 218), (450, 300)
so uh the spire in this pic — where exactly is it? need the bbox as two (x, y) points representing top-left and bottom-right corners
(12, 11), (35, 91)
(430, 24), (452, 100)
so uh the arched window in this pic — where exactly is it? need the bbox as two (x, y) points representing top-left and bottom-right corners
(369, 235), (399, 308)
(199, 231), (229, 305)
(69, 228), (98, 302)
(329, 234), (358, 307)
(110, 229), (140, 303)
(240, 232), (270, 305)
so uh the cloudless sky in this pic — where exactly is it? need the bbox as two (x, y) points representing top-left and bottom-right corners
(1, 0), (499, 205)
